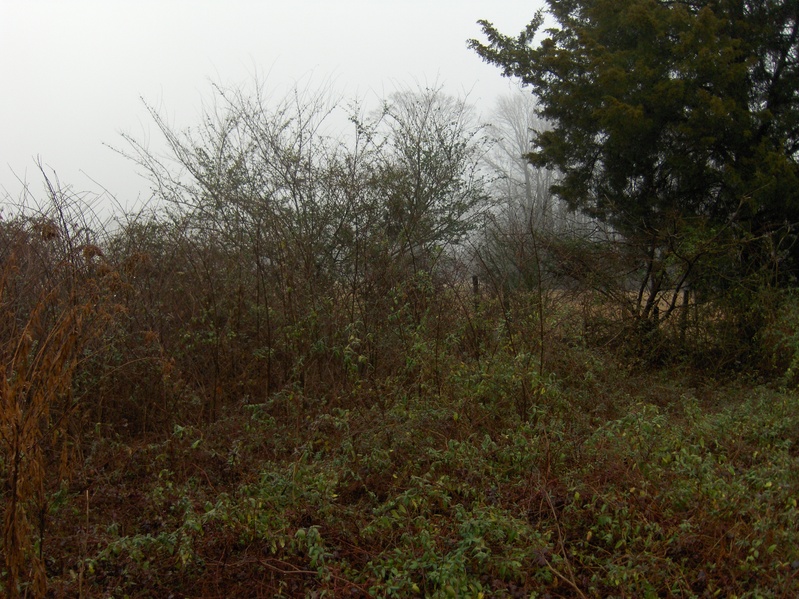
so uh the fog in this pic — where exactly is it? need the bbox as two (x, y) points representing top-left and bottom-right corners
(0, 0), (541, 213)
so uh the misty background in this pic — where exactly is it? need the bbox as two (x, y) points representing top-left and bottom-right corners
(1, 0), (541, 212)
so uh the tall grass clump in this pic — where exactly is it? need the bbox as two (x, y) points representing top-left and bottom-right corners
(0, 174), (113, 598)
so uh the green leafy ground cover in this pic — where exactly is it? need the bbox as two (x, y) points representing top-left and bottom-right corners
(38, 359), (799, 598)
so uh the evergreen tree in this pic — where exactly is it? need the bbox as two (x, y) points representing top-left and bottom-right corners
(471, 0), (799, 324)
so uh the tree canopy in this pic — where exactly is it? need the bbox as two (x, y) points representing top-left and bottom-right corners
(470, 0), (799, 320)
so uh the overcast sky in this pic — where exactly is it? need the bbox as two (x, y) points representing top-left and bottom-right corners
(0, 1), (543, 212)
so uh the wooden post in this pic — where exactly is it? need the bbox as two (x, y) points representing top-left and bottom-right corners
(472, 275), (481, 360)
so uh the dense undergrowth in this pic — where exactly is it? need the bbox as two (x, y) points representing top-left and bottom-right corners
(2, 93), (799, 596)
(4, 242), (798, 599)
(39, 367), (799, 598)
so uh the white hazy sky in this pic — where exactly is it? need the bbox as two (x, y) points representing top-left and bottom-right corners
(0, 1), (543, 212)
